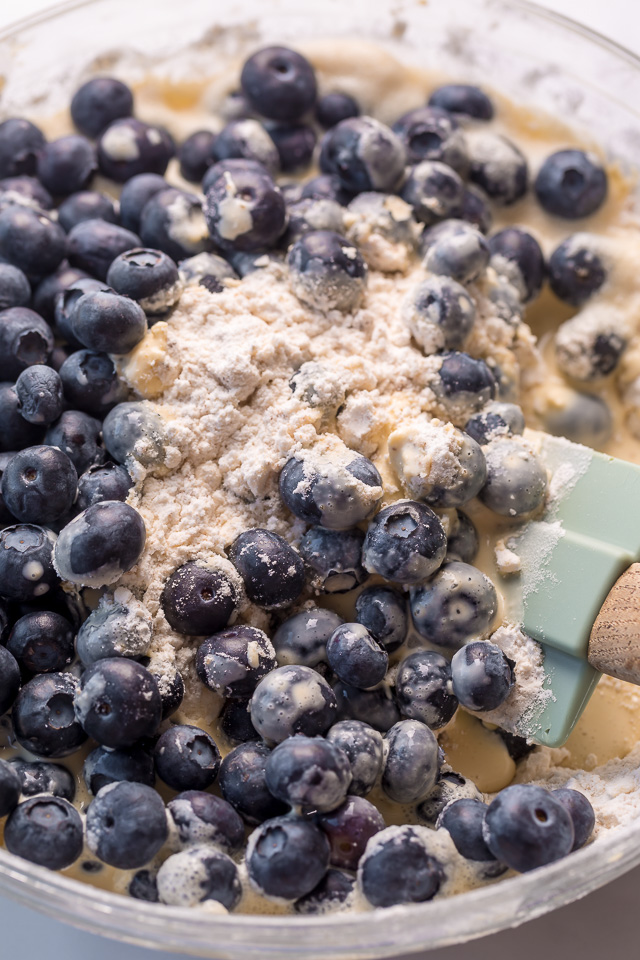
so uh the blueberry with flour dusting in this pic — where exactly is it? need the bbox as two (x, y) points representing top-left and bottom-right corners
(272, 607), (344, 667)
(13, 672), (87, 757)
(382, 719), (441, 803)
(464, 401), (525, 446)
(265, 735), (352, 813)
(479, 437), (548, 517)
(392, 106), (469, 175)
(74, 658), (161, 749)
(438, 798), (498, 862)
(451, 640), (515, 712)
(343, 192), (420, 272)
(107, 247), (183, 315)
(287, 229), (368, 312)
(488, 227), (545, 302)
(402, 275), (476, 354)
(555, 310), (627, 381)
(54, 500), (145, 587)
(417, 770), (484, 826)
(139, 188), (212, 262)
(431, 351), (497, 421)
(410, 561), (498, 649)
(289, 360), (347, 415)
(86, 780), (168, 869)
(325, 720), (383, 798)
(354, 585), (407, 654)
(96, 117), (174, 183)
(319, 116), (406, 194)
(362, 500), (447, 584)
(423, 220), (490, 284)
(157, 845), (241, 909)
(246, 815), (330, 901)
(0, 523), (58, 601)
(10, 759), (75, 801)
(283, 196), (345, 246)
(167, 791), (244, 854)
(161, 559), (243, 636)
(467, 132), (528, 206)
(279, 448), (382, 530)
(299, 526), (368, 594)
(178, 251), (238, 289)
(204, 165), (286, 252)
(294, 868), (356, 914)
(218, 741), (288, 825)
(401, 160), (465, 226)
(541, 384), (613, 447)
(154, 725), (221, 792)
(548, 233), (606, 305)
(196, 626), (276, 699)
(446, 510), (479, 564)
(228, 529), (305, 609)
(213, 119), (280, 175)
(83, 744), (155, 795)
(250, 664), (337, 743)
(358, 824), (445, 907)
(75, 589), (152, 666)
(334, 680), (401, 733)
(102, 401), (167, 470)
(326, 622), (389, 690)
(395, 650), (458, 730)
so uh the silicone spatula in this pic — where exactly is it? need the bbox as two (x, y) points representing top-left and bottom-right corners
(500, 430), (640, 747)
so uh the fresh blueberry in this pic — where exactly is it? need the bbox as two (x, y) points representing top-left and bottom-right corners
(446, 509), (479, 563)
(0, 307), (54, 381)
(75, 592), (151, 666)
(107, 247), (182, 315)
(196, 625), (276, 699)
(154, 724), (221, 792)
(432, 351), (497, 416)
(410, 561), (498, 649)
(0, 174), (52, 212)
(5, 795), (83, 870)
(461, 185), (493, 234)
(161, 560), (242, 636)
(326, 623), (388, 690)
(54, 500), (145, 587)
(74, 658), (161, 748)
(250, 664), (337, 743)
(0, 457), (14, 528)
(201, 156), (269, 195)
(299, 526), (367, 595)
(416, 770), (484, 826)
(139, 188), (212, 262)
(0, 523), (58, 601)
(318, 794), (385, 869)
(10, 758), (75, 801)
(265, 735), (351, 813)
(488, 227), (545, 302)
(178, 130), (216, 183)
(86, 780), (168, 869)
(401, 160), (464, 226)
(219, 741), (288, 825)
(228, 529), (305, 609)
(83, 744), (155, 795)
(32, 263), (89, 323)
(395, 650), (458, 730)
(241, 46), (317, 122)
(552, 788), (595, 850)
(6, 610), (74, 674)
(535, 149), (607, 219)
(0, 118), (45, 178)
(0, 646), (20, 716)
(451, 640), (514, 711)
(288, 228), (367, 311)
(60, 350), (128, 417)
(0, 263), (30, 310)
(269, 123), (316, 173)
(548, 235), (606, 305)
(354, 586), (407, 654)
(300, 173), (354, 206)
(53, 276), (111, 345)
(119, 173), (168, 233)
(428, 84), (494, 120)
(70, 288), (147, 355)
(246, 815), (330, 901)
(479, 438), (547, 516)
(316, 92), (360, 129)
(67, 218), (141, 281)
(2, 445), (77, 524)
(279, 451), (381, 529)
(15, 365), (64, 425)
(325, 720), (383, 797)
(168, 791), (244, 854)
(13, 672), (86, 757)
(382, 719), (441, 803)
(294, 868), (356, 914)
(423, 221), (490, 284)
(57, 190), (118, 232)
(392, 106), (468, 174)
(97, 117), (174, 183)
(44, 410), (104, 474)
(156, 845), (241, 909)
(0, 759), (22, 816)
(36, 135), (97, 197)
(403, 274), (475, 355)
(152, 666), (185, 721)
(465, 401), (525, 445)
(438, 798), (496, 861)
(219, 698), (259, 745)
(468, 132), (528, 205)
(319, 116), (406, 194)
(0, 207), (66, 281)
(542, 386), (612, 447)
(204, 164), (286, 252)
(361, 500), (447, 585)
(212, 119), (280, 175)
(334, 680), (400, 733)
(272, 607), (343, 668)
(178, 251), (237, 290)
(76, 461), (132, 511)
(359, 824), (444, 907)
(483, 784), (575, 872)
(102, 401), (166, 469)
(71, 77), (134, 138)
(128, 870), (158, 902)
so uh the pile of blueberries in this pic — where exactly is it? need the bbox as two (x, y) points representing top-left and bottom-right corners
(0, 43), (599, 911)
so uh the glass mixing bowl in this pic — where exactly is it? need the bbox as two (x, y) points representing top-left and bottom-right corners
(1, 0), (640, 956)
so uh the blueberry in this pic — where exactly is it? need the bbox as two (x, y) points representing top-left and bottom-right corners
(542, 385), (612, 447)
(0, 596), (10, 641)
(265, 735), (352, 813)
(228, 528), (305, 609)
(32, 263), (89, 323)
(0, 207), (66, 281)
(316, 92), (360, 129)
(279, 451), (381, 529)
(392, 106), (468, 175)
(67, 218), (141, 281)
(269, 123), (316, 173)
(0, 307), (54, 381)
(334, 680), (400, 732)
(272, 607), (343, 667)
(423, 221), (490, 284)
(464, 401), (525, 446)
(178, 130), (216, 183)
(161, 560), (242, 636)
(212, 119), (280, 176)
(299, 526), (366, 595)
(83, 744), (155, 795)
(107, 247), (182, 315)
(325, 720), (383, 797)
(437, 798), (496, 861)
(0, 118), (45, 179)
(219, 698), (259, 745)
(497, 729), (535, 762)
(60, 350), (128, 417)
(219, 741), (288, 825)
(403, 274), (475, 355)
(36, 135), (96, 197)
(358, 824), (444, 907)
(71, 77), (134, 138)
(319, 116), (406, 194)
(355, 586), (407, 654)
(2, 445), (77, 524)
(119, 173), (168, 233)
(0, 758), (22, 816)
(446, 509), (479, 564)
(6, 610), (74, 674)
(461, 185), (493, 234)
(301, 174), (354, 206)
(428, 84), (494, 121)
(0, 524), (58, 601)
(139, 188), (212, 262)
(250, 664), (337, 743)
(5, 795), (83, 870)
(535, 149), (607, 219)
(128, 870), (158, 902)
(552, 788), (595, 850)
(468, 132), (528, 205)
(86, 780), (168, 869)
(401, 160), (464, 226)
(548, 234), (606, 305)
(451, 640), (514, 712)
(226, 248), (284, 277)
(196, 625), (276, 699)
(57, 190), (118, 232)
(382, 719), (441, 803)
(288, 229), (367, 312)
(70, 288), (147, 356)
(15, 365), (64, 425)
(246, 815), (330, 901)
(178, 251), (238, 289)
(75, 592), (151, 665)
(152, 665), (185, 721)
(10, 758), (75, 801)
(488, 227), (545, 302)
(289, 359), (347, 413)
(483, 784), (574, 872)
(294, 868), (356, 914)
(343, 191), (419, 271)
(53, 276), (111, 345)
(410, 560), (498, 649)
(361, 500), (447, 584)
(326, 623), (388, 690)
(204, 164), (286, 252)
(479, 438), (547, 517)
(319, 794), (385, 870)
(44, 410), (104, 475)
(241, 46), (317, 122)
(13, 672), (86, 757)
(433, 351), (497, 417)
(0, 263), (30, 310)
(76, 461), (132, 510)
(97, 118), (175, 183)
(102, 401), (166, 469)
(416, 770), (483, 826)
(154, 724), (221, 792)
(395, 650), (458, 730)
(0, 646), (20, 715)
(168, 790), (244, 854)
(74, 658), (161, 748)
(202, 156), (269, 195)
(0, 175), (52, 212)
(54, 500), (145, 587)
(558, 316), (626, 381)
(157, 845), (241, 909)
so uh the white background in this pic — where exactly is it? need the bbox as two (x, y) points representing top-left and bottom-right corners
(0, 0), (639, 958)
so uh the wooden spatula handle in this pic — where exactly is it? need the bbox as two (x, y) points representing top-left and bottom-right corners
(588, 562), (640, 683)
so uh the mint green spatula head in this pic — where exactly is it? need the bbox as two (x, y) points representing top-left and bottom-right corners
(508, 432), (640, 747)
